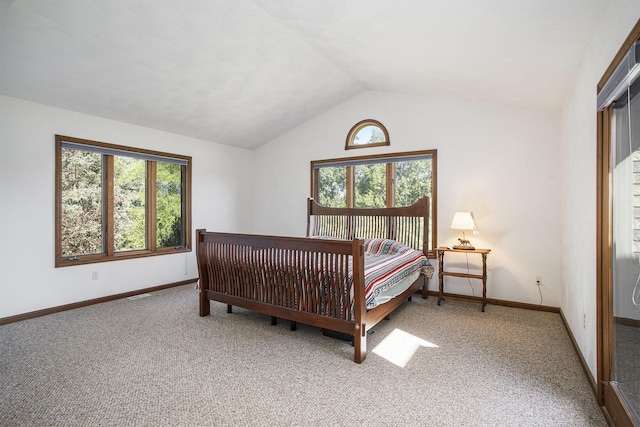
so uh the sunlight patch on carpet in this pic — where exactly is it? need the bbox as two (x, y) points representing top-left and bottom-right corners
(372, 328), (438, 367)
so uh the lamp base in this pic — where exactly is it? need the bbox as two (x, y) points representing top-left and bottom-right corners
(454, 238), (474, 250)
(453, 245), (475, 250)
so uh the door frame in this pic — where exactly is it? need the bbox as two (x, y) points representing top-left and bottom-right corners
(597, 18), (640, 427)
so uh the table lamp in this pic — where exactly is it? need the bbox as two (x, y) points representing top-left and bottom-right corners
(450, 211), (477, 250)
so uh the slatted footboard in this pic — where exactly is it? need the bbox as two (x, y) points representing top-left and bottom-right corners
(196, 231), (370, 362)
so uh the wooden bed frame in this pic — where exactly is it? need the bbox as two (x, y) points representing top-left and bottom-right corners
(196, 197), (430, 363)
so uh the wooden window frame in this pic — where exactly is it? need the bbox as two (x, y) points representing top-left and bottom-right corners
(311, 149), (437, 257)
(55, 135), (192, 267)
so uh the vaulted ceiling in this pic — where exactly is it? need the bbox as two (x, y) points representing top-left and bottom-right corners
(0, 0), (610, 149)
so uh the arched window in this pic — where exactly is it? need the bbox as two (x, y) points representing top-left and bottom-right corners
(345, 119), (390, 150)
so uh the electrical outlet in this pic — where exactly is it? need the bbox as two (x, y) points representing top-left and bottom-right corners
(583, 313), (586, 329)
(92, 271), (99, 280)
(535, 276), (542, 286)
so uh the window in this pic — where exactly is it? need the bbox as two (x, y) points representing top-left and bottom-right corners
(55, 135), (192, 267)
(311, 150), (437, 254)
(345, 119), (390, 150)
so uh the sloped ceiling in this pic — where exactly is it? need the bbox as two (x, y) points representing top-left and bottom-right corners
(0, 0), (609, 149)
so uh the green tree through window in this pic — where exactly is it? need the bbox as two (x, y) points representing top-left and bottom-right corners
(60, 148), (103, 257)
(56, 135), (192, 267)
(318, 166), (347, 208)
(355, 163), (386, 208)
(395, 159), (432, 207)
(156, 162), (184, 248)
(114, 156), (146, 251)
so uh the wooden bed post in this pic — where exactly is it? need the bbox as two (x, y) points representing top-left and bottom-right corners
(352, 238), (367, 363)
(200, 292), (210, 317)
(196, 229), (210, 317)
(421, 275), (428, 299)
(354, 322), (367, 364)
(306, 198), (313, 237)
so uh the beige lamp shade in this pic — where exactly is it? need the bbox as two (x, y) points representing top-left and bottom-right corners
(450, 212), (477, 231)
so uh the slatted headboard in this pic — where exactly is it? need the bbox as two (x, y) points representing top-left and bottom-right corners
(306, 197), (430, 256)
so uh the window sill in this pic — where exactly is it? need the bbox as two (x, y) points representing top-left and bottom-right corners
(55, 247), (192, 268)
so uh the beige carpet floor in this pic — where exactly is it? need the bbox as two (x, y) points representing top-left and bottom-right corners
(1, 284), (606, 426)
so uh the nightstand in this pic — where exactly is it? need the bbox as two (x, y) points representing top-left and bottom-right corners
(435, 247), (491, 312)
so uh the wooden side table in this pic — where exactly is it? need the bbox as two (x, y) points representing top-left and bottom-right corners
(435, 247), (491, 311)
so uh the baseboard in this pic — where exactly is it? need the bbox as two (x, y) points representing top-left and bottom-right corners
(425, 290), (560, 313)
(558, 309), (598, 397)
(0, 278), (198, 326)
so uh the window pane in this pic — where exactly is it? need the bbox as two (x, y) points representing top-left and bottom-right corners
(318, 166), (347, 207)
(353, 125), (385, 145)
(396, 159), (432, 250)
(611, 82), (640, 416)
(61, 148), (104, 257)
(114, 156), (146, 251)
(156, 162), (184, 247)
(395, 159), (432, 206)
(355, 163), (386, 208)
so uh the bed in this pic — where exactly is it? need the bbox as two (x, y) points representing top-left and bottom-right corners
(196, 197), (433, 363)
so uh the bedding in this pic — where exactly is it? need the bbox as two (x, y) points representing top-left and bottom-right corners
(362, 238), (434, 308)
(305, 236), (434, 311)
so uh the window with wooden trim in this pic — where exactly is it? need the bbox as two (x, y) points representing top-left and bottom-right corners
(55, 135), (192, 267)
(311, 150), (437, 254)
(345, 119), (390, 150)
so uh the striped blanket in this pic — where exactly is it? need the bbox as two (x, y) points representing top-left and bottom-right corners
(362, 238), (433, 309)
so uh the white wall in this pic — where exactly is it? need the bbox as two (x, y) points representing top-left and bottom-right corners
(253, 90), (562, 307)
(0, 95), (254, 319)
(560, 0), (640, 379)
